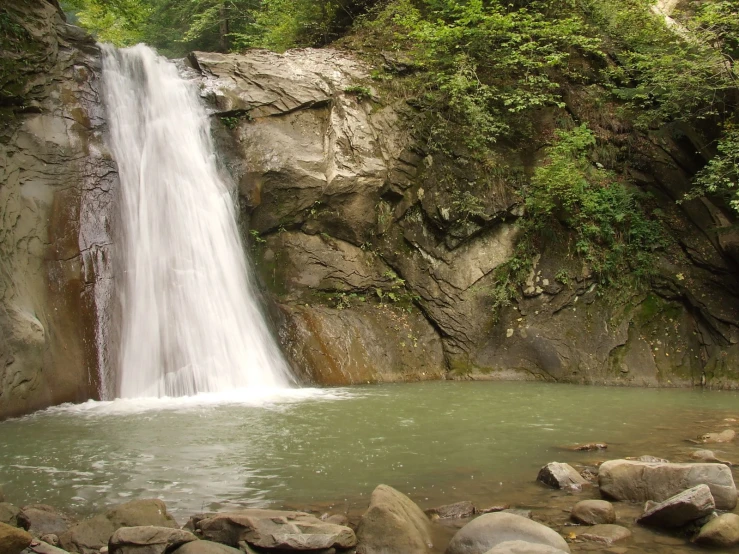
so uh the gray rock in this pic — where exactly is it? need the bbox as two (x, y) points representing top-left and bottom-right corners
(196, 509), (356, 550)
(630, 455), (668, 463)
(426, 501), (476, 520)
(483, 541), (568, 554)
(445, 513), (570, 554)
(576, 524), (631, 546)
(0, 521), (32, 554)
(19, 505), (75, 538)
(26, 539), (71, 554)
(59, 499), (177, 554)
(322, 514), (348, 526)
(537, 463), (588, 490)
(501, 510), (532, 520)
(694, 512), (739, 546)
(0, 503), (22, 527)
(356, 484), (432, 554)
(108, 526), (197, 554)
(39, 534), (60, 547)
(570, 500), (615, 525)
(172, 541), (243, 554)
(699, 429), (736, 443)
(691, 449), (732, 465)
(598, 459), (737, 509)
(637, 484), (715, 528)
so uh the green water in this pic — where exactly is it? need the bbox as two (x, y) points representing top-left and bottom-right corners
(1, 381), (738, 526)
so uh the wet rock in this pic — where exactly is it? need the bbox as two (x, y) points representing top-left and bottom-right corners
(19, 505), (75, 538)
(445, 512), (570, 554)
(691, 449), (732, 465)
(108, 526), (197, 554)
(426, 502), (476, 520)
(699, 429), (736, 443)
(483, 541), (568, 554)
(570, 500), (615, 525)
(0, 521), (32, 554)
(636, 484), (715, 528)
(537, 463), (588, 490)
(29, 539), (85, 553)
(39, 534), (60, 546)
(0, 503), (22, 527)
(59, 499), (177, 554)
(356, 485), (432, 554)
(501, 510), (532, 519)
(197, 509), (356, 550)
(571, 443), (607, 452)
(322, 514), (349, 526)
(480, 506), (510, 514)
(598, 460), (737, 510)
(694, 512), (739, 546)
(172, 542), (242, 554)
(575, 524), (631, 546)
(629, 455), (668, 463)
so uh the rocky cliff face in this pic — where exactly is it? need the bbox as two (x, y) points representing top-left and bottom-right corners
(0, 0), (114, 419)
(193, 48), (739, 388)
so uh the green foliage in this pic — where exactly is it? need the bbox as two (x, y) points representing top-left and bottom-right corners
(692, 124), (739, 211)
(344, 85), (373, 101)
(526, 125), (666, 285)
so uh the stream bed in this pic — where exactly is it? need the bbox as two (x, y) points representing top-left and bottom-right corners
(2, 381), (739, 552)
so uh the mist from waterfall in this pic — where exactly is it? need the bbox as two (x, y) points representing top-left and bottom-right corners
(101, 44), (294, 398)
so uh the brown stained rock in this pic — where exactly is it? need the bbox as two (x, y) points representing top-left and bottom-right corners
(173, 542), (244, 554)
(691, 449), (732, 465)
(694, 513), (739, 547)
(0, 503), (22, 527)
(0, 521), (33, 554)
(425, 501), (475, 520)
(576, 524), (631, 546)
(699, 429), (736, 444)
(19, 504), (75, 538)
(570, 500), (616, 525)
(637, 485), (715, 528)
(537, 463), (589, 490)
(108, 526), (197, 554)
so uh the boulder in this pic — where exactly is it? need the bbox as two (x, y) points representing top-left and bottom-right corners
(196, 509), (356, 550)
(694, 512), (739, 547)
(575, 524), (631, 546)
(445, 513), (570, 554)
(60, 499), (177, 554)
(570, 500), (615, 525)
(0, 503), (22, 527)
(483, 541), (568, 554)
(19, 504), (75, 537)
(0, 521), (33, 554)
(637, 484), (715, 528)
(537, 463), (588, 490)
(699, 430), (736, 443)
(109, 526), (197, 554)
(426, 501), (476, 520)
(172, 542), (243, 554)
(598, 460), (737, 509)
(356, 485), (432, 554)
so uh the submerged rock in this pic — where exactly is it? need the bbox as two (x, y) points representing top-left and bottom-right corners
(575, 524), (631, 546)
(537, 463), (588, 490)
(636, 484), (715, 528)
(108, 526), (197, 554)
(426, 501), (476, 520)
(699, 430), (736, 444)
(356, 485), (432, 554)
(598, 460), (737, 509)
(694, 512), (739, 546)
(196, 509), (356, 550)
(445, 512), (570, 554)
(570, 500), (615, 525)
(19, 504), (75, 538)
(483, 540), (568, 553)
(172, 542), (243, 554)
(0, 521), (32, 554)
(691, 449), (732, 465)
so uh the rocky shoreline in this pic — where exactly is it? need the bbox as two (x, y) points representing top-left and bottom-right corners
(3, 426), (739, 554)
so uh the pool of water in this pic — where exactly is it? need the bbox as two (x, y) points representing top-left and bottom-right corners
(1, 381), (738, 527)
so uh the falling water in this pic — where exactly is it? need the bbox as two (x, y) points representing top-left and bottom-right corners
(101, 44), (294, 398)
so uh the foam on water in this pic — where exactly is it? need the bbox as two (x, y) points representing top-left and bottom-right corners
(101, 44), (295, 398)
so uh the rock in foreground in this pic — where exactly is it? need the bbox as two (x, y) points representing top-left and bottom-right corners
(598, 460), (737, 509)
(483, 540), (568, 553)
(636, 484), (715, 528)
(575, 524), (631, 546)
(356, 485), (432, 554)
(445, 513), (570, 554)
(197, 509), (356, 550)
(109, 526), (197, 554)
(694, 513), (739, 547)
(0, 521), (33, 554)
(19, 504), (75, 538)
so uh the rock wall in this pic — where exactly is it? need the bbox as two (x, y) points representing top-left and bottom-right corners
(194, 48), (739, 388)
(0, 0), (114, 419)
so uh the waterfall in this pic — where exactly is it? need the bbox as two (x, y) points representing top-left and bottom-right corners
(101, 44), (294, 398)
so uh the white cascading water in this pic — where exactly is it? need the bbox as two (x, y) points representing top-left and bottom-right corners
(101, 44), (294, 398)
